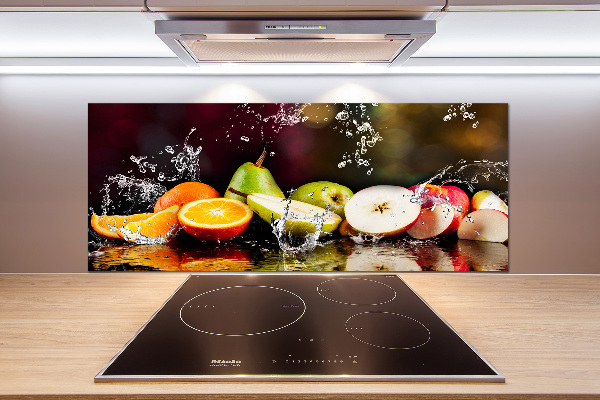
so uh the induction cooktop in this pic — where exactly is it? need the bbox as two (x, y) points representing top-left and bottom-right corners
(95, 273), (504, 382)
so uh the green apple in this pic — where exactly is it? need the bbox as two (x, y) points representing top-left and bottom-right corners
(247, 193), (342, 237)
(291, 181), (353, 219)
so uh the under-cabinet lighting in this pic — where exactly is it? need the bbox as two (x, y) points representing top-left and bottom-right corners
(0, 58), (599, 75)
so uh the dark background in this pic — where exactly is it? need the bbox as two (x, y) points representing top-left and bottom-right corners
(88, 103), (508, 216)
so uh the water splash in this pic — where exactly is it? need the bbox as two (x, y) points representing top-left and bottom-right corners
(99, 174), (165, 215)
(269, 194), (331, 255)
(94, 127), (204, 218)
(335, 110), (350, 121)
(118, 223), (180, 245)
(348, 233), (385, 245)
(234, 103), (382, 175)
(160, 127), (203, 182)
(333, 103), (383, 174)
(415, 159), (509, 196)
(443, 103), (479, 127)
(233, 103), (383, 176)
(233, 103), (307, 143)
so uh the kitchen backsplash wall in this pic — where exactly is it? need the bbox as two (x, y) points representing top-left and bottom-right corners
(0, 73), (598, 273)
(87, 103), (508, 272)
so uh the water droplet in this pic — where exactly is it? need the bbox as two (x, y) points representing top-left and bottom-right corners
(336, 110), (349, 121)
(241, 136), (250, 142)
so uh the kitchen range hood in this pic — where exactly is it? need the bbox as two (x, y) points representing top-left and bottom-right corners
(155, 20), (436, 67)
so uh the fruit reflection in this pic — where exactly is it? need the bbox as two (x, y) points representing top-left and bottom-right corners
(346, 243), (421, 271)
(260, 240), (349, 271)
(406, 243), (460, 271)
(455, 240), (508, 271)
(179, 245), (252, 271)
(90, 244), (180, 271)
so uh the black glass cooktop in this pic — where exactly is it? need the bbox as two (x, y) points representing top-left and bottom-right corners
(95, 273), (504, 382)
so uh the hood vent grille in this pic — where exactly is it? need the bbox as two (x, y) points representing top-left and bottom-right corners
(182, 39), (411, 63)
(156, 20), (435, 67)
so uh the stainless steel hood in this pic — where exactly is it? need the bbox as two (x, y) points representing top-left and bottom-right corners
(155, 20), (436, 67)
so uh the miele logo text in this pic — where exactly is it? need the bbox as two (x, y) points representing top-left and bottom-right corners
(210, 359), (242, 367)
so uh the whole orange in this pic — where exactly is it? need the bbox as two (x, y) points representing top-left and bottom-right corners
(154, 182), (220, 213)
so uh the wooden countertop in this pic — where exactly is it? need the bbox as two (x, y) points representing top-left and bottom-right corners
(0, 273), (598, 399)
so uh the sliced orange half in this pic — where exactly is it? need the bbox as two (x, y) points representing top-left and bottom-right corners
(122, 205), (180, 244)
(91, 212), (154, 239)
(178, 198), (253, 241)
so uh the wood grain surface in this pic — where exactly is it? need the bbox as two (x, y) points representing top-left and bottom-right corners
(0, 273), (598, 399)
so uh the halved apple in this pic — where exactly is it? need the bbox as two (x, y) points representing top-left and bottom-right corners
(338, 219), (360, 237)
(247, 193), (342, 237)
(407, 204), (455, 240)
(472, 190), (508, 215)
(409, 183), (470, 235)
(344, 185), (421, 237)
(457, 209), (508, 243)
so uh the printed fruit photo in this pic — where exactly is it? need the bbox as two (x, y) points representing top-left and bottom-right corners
(154, 182), (220, 213)
(247, 193), (342, 237)
(178, 198), (253, 241)
(344, 185), (422, 237)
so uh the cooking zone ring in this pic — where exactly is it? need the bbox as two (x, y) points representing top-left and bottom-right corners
(345, 311), (431, 350)
(316, 277), (397, 305)
(180, 285), (306, 336)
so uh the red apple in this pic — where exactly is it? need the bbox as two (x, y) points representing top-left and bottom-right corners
(407, 204), (455, 239)
(407, 183), (470, 239)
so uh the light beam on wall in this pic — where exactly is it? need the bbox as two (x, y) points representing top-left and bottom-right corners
(195, 83), (271, 103)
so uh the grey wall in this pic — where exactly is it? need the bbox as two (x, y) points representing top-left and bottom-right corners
(1, 73), (599, 273)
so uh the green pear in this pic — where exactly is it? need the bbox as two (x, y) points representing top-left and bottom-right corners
(247, 193), (342, 237)
(224, 149), (285, 203)
(291, 181), (353, 219)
